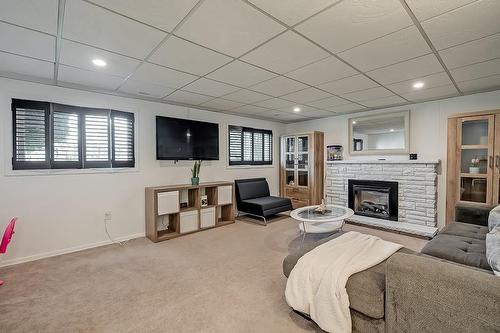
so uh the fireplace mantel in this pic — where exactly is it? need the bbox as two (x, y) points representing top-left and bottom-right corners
(325, 160), (440, 237)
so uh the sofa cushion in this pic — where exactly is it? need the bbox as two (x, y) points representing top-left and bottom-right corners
(236, 179), (270, 200)
(241, 196), (290, 212)
(439, 221), (489, 240)
(421, 234), (491, 270)
(488, 205), (500, 231)
(486, 227), (500, 276)
(282, 232), (415, 319)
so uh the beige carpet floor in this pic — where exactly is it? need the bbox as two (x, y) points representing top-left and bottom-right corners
(0, 216), (426, 333)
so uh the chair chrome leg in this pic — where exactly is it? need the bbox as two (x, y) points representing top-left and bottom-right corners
(262, 216), (267, 226)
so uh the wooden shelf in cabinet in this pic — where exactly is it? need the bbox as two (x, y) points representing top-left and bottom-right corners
(460, 173), (487, 178)
(461, 145), (489, 150)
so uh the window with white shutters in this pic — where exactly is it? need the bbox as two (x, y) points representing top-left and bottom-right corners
(228, 125), (272, 166)
(11, 99), (135, 170)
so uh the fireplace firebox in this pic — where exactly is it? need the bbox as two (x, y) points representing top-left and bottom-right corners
(348, 180), (398, 221)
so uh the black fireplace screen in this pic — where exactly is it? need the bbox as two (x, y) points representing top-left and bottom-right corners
(348, 180), (398, 221)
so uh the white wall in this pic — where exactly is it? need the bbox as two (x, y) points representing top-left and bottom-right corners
(0, 78), (285, 266)
(286, 89), (500, 229)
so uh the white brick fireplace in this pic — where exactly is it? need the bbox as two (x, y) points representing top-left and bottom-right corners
(326, 160), (440, 237)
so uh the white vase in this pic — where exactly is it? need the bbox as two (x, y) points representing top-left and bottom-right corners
(469, 166), (480, 174)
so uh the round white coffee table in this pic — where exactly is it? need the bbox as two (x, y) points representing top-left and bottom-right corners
(290, 205), (354, 243)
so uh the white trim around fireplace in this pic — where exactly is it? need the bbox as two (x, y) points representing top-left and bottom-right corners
(325, 160), (440, 237)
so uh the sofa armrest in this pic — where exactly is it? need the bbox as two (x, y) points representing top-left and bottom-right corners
(454, 202), (494, 226)
(386, 253), (500, 333)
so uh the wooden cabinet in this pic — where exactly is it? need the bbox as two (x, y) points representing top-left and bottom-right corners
(447, 111), (500, 222)
(145, 182), (235, 242)
(280, 131), (324, 209)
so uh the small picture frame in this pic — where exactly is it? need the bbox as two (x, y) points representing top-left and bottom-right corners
(201, 195), (208, 207)
(409, 153), (418, 160)
(180, 202), (188, 208)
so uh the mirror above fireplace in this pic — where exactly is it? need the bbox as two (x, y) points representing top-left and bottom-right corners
(349, 111), (410, 155)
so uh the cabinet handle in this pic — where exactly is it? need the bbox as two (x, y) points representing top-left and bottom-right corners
(496, 155), (500, 169)
(489, 156), (494, 169)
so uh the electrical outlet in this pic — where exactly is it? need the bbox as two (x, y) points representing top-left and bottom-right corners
(104, 211), (112, 220)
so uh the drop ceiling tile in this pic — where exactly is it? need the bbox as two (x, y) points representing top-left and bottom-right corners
(451, 59), (500, 82)
(341, 86), (394, 102)
(241, 31), (329, 74)
(0, 0), (58, 34)
(253, 98), (295, 109)
(57, 65), (125, 90)
(183, 78), (240, 97)
(118, 80), (175, 98)
(231, 104), (270, 115)
(326, 103), (366, 113)
(164, 90), (213, 105)
(200, 98), (244, 111)
(59, 39), (141, 77)
(366, 54), (444, 85)
(339, 26), (431, 72)
(387, 72), (453, 94)
(296, 108), (335, 118)
(400, 84), (459, 102)
(439, 33), (500, 69)
(130, 63), (198, 89)
(405, 0), (476, 22)
(306, 95), (351, 108)
(457, 75), (500, 94)
(249, 76), (307, 96)
(359, 95), (407, 108)
(247, 0), (340, 26)
(206, 60), (276, 87)
(148, 36), (232, 76)
(285, 56), (358, 86)
(267, 112), (308, 122)
(281, 87), (331, 104)
(296, 0), (413, 53)
(0, 52), (54, 79)
(0, 21), (55, 61)
(90, 0), (199, 32)
(318, 75), (379, 95)
(63, 0), (166, 59)
(422, 1), (500, 51)
(175, 0), (285, 57)
(222, 89), (270, 104)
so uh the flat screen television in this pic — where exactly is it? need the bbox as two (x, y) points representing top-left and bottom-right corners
(156, 116), (219, 160)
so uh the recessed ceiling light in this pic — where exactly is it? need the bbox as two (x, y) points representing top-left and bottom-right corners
(92, 58), (107, 67)
(413, 82), (424, 89)
(390, 129), (395, 132)
(352, 121), (357, 124)
(293, 107), (301, 112)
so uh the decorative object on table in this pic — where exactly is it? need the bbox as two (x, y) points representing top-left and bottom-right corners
(353, 139), (363, 151)
(201, 195), (208, 207)
(327, 145), (343, 161)
(190, 160), (202, 185)
(0, 217), (17, 286)
(469, 157), (480, 173)
(409, 153), (417, 160)
(314, 199), (331, 215)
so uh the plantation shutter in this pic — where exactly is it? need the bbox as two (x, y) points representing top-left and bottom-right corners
(83, 109), (111, 168)
(228, 125), (242, 163)
(12, 99), (50, 170)
(111, 110), (135, 168)
(228, 125), (272, 166)
(51, 104), (82, 169)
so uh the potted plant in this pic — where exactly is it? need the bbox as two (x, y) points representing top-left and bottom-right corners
(191, 160), (202, 185)
(469, 157), (480, 174)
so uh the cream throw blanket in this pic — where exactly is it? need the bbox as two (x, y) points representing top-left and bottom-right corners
(285, 231), (402, 333)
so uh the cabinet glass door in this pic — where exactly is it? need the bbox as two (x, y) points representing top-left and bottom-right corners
(458, 116), (494, 204)
(297, 136), (309, 186)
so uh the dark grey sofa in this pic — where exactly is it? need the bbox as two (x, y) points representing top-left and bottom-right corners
(283, 204), (500, 332)
(235, 178), (292, 224)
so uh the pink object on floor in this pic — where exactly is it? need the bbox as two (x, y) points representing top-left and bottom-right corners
(0, 217), (17, 286)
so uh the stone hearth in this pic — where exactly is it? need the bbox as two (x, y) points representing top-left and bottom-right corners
(326, 160), (440, 237)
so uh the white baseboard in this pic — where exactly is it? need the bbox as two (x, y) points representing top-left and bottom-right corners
(0, 233), (145, 268)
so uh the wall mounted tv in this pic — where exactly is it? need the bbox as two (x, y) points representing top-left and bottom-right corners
(156, 116), (219, 160)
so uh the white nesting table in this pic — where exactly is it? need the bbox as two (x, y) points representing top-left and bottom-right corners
(290, 205), (354, 243)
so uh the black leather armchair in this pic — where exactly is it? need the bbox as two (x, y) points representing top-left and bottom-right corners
(234, 178), (292, 225)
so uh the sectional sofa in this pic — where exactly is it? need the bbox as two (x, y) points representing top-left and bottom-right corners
(283, 204), (500, 333)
